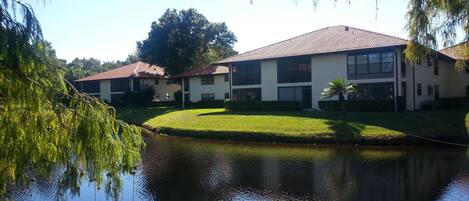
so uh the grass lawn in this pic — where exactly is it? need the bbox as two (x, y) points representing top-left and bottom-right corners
(116, 107), (469, 145)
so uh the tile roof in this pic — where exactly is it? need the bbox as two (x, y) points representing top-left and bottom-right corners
(216, 25), (408, 64)
(75, 61), (165, 82)
(173, 65), (229, 78)
(439, 42), (468, 60)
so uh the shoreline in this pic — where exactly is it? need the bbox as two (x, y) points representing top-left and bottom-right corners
(141, 125), (468, 147)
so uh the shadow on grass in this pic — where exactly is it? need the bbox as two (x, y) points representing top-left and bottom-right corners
(115, 106), (177, 125)
(199, 109), (469, 144)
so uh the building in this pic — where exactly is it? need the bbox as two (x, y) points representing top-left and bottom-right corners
(438, 42), (469, 98)
(74, 61), (180, 104)
(214, 25), (467, 111)
(174, 65), (230, 103)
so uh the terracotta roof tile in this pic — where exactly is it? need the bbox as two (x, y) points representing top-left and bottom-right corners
(216, 25), (408, 63)
(75, 61), (165, 82)
(173, 65), (229, 78)
(439, 42), (468, 60)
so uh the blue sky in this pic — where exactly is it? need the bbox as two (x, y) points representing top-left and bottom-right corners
(30, 0), (410, 62)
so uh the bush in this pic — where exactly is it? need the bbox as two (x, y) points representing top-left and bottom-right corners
(318, 99), (404, 112)
(419, 100), (435, 111)
(435, 97), (469, 110)
(224, 101), (302, 111)
(186, 100), (226, 108)
(121, 86), (155, 106)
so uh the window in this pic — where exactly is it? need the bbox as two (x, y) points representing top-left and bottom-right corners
(277, 56), (311, 83)
(401, 61), (406, 77)
(278, 86), (312, 108)
(381, 52), (394, 73)
(347, 52), (394, 76)
(154, 79), (159, 85)
(133, 79), (141, 92)
(466, 86), (469, 97)
(225, 92), (230, 99)
(184, 93), (190, 102)
(111, 78), (130, 92)
(348, 82), (394, 100)
(232, 62), (261, 86)
(427, 85), (433, 97)
(401, 82), (406, 97)
(201, 75), (214, 85)
(183, 78), (189, 91)
(224, 74), (229, 82)
(356, 54), (368, 74)
(201, 93), (215, 101)
(417, 83), (422, 96)
(427, 55), (434, 66)
(434, 85), (439, 99)
(434, 59), (439, 75)
(416, 58), (422, 65)
(232, 88), (261, 101)
(81, 81), (100, 93)
(368, 53), (381, 73)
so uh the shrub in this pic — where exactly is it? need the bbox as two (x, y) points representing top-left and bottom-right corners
(188, 100), (225, 108)
(224, 101), (302, 111)
(435, 97), (469, 110)
(319, 99), (399, 112)
(420, 100), (435, 111)
(121, 86), (155, 106)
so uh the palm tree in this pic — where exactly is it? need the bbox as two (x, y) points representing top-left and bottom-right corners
(322, 78), (357, 112)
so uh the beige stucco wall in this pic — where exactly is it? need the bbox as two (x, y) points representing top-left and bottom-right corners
(311, 53), (348, 109)
(445, 63), (469, 97)
(261, 60), (278, 101)
(186, 74), (230, 102)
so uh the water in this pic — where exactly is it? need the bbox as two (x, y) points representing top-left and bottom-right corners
(8, 135), (469, 201)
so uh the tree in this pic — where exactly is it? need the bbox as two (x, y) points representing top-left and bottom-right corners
(137, 8), (237, 75)
(405, 0), (468, 71)
(322, 78), (357, 112)
(0, 1), (143, 199)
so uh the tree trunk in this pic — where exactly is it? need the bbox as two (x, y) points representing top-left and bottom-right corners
(339, 93), (345, 112)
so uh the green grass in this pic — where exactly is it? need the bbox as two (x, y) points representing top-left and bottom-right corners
(116, 107), (469, 145)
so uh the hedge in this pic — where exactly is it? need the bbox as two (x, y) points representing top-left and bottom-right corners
(224, 101), (302, 111)
(319, 97), (406, 112)
(436, 97), (469, 110)
(184, 100), (226, 108)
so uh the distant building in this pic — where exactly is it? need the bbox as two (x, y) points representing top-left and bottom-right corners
(74, 61), (180, 104)
(174, 65), (230, 102)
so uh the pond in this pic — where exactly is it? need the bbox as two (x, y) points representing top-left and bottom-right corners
(8, 135), (469, 201)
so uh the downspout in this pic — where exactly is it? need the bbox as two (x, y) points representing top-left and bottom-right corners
(412, 63), (416, 110)
(394, 51), (399, 112)
(181, 78), (185, 109)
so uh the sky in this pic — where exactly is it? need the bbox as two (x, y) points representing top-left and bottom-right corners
(29, 0), (410, 62)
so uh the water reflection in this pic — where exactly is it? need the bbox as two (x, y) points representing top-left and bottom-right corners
(8, 135), (469, 201)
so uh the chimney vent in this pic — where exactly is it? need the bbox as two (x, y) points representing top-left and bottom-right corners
(344, 26), (349, 31)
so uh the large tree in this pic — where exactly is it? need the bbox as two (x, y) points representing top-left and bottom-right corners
(405, 0), (468, 71)
(137, 8), (237, 75)
(0, 1), (143, 199)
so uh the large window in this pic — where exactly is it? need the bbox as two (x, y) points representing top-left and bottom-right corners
(201, 93), (215, 101)
(133, 79), (141, 92)
(201, 75), (214, 85)
(232, 88), (261, 101)
(232, 62), (261, 86)
(278, 86), (312, 108)
(277, 56), (311, 83)
(81, 81), (100, 93)
(183, 78), (189, 91)
(111, 78), (130, 92)
(427, 85), (434, 97)
(417, 83), (422, 96)
(347, 52), (394, 78)
(349, 82), (394, 100)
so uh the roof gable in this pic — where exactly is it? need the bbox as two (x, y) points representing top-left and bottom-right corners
(174, 65), (229, 78)
(216, 25), (408, 63)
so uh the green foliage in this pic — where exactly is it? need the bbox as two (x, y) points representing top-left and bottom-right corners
(137, 8), (237, 75)
(322, 78), (357, 112)
(187, 100), (226, 108)
(0, 1), (143, 199)
(224, 101), (302, 111)
(405, 0), (469, 67)
(121, 86), (156, 106)
(319, 100), (395, 112)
